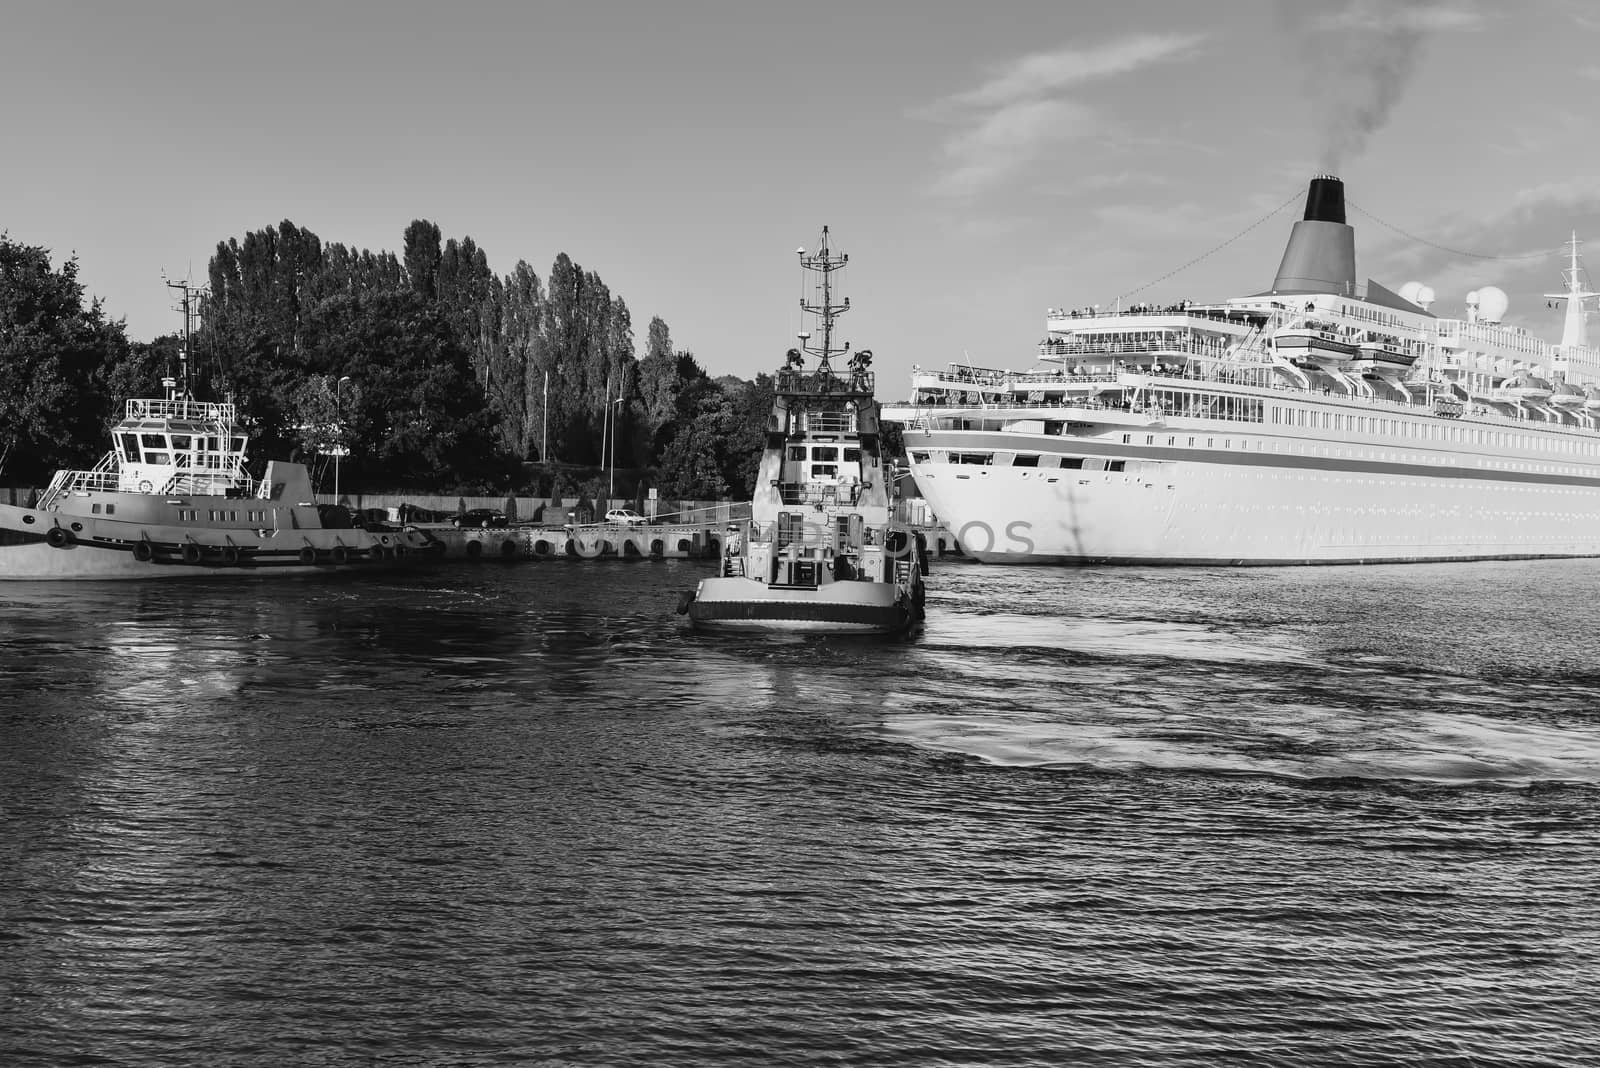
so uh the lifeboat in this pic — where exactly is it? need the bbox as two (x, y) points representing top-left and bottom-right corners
(1272, 324), (1357, 362)
(1551, 381), (1586, 406)
(1505, 373), (1554, 402)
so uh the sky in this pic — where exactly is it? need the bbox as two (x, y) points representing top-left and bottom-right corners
(4, 0), (1600, 399)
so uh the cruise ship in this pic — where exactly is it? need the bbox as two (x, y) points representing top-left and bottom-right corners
(885, 175), (1600, 565)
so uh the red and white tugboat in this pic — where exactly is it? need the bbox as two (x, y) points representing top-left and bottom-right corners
(681, 228), (929, 633)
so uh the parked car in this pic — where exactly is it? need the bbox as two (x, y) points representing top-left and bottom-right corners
(605, 508), (648, 526)
(453, 508), (509, 529)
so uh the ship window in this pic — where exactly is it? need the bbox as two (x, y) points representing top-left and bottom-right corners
(812, 446), (839, 461)
(92, 504), (102, 514)
(120, 433), (140, 459)
(911, 452), (929, 464)
(231, 437), (246, 452)
(141, 433), (166, 448)
(812, 464), (837, 477)
(843, 448), (860, 464)
(1108, 460), (1126, 472)
(1059, 458), (1085, 469)
(788, 446), (806, 461)
(1012, 454), (1039, 468)
(105, 505), (114, 515)
(145, 451), (170, 465)
(171, 435), (192, 450)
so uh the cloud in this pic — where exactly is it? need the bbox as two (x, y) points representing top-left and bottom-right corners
(1356, 181), (1600, 323)
(923, 33), (1203, 198)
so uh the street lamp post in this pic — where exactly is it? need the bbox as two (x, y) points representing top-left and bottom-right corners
(607, 395), (623, 499)
(334, 375), (352, 502)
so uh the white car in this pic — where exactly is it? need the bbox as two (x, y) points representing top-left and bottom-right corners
(605, 508), (648, 526)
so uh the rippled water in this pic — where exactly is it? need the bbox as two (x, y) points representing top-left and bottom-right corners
(2, 558), (1597, 1066)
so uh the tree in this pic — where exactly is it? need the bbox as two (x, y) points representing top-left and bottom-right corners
(0, 236), (130, 481)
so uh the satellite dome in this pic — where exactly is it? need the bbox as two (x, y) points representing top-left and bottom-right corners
(1399, 281), (1424, 304)
(1415, 285), (1436, 310)
(1478, 285), (1509, 322)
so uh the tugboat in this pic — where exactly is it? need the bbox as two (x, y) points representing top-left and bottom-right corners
(0, 291), (441, 580)
(681, 228), (929, 633)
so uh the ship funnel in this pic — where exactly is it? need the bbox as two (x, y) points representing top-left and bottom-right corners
(1270, 174), (1357, 296)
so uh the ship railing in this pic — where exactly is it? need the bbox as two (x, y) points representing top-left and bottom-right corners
(37, 466), (124, 507)
(125, 397), (236, 424)
(907, 374), (1600, 437)
(775, 481), (862, 507)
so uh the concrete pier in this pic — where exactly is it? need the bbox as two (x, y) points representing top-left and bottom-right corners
(420, 522), (966, 562)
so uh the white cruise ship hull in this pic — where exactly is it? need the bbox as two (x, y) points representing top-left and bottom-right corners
(910, 429), (1600, 565)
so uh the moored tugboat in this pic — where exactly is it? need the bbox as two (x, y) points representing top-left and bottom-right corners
(0, 307), (441, 579)
(680, 228), (929, 633)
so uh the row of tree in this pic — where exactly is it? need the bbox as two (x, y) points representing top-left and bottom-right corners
(0, 223), (788, 500)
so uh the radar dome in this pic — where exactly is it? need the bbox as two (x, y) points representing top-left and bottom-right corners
(1399, 281), (1424, 304)
(1478, 285), (1508, 323)
(1415, 285), (1436, 310)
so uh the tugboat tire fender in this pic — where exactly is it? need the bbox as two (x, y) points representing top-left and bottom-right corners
(298, 546), (317, 565)
(181, 542), (203, 564)
(466, 539), (484, 559)
(331, 545), (349, 565)
(500, 539), (518, 559)
(133, 540), (155, 562)
(45, 526), (73, 549)
(222, 546), (241, 565)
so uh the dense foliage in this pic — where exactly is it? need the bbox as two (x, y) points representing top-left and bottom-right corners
(0, 221), (799, 500)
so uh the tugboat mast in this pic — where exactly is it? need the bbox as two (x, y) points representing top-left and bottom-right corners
(798, 226), (850, 371)
(164, 278), (202, 403)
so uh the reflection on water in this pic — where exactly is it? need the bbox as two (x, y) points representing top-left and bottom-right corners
(2, 559), (1598, 1066)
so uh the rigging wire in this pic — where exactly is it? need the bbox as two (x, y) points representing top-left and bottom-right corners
(1346, 201), (1562, 262)
(1110, 187), (1306, 305)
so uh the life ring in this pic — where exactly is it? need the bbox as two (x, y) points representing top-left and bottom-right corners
(133, 540), (154, 562)
(45, 527), (72, 549)
(298, 546), (316, 565)
(466, 540), (484, 559)
(137, 480), (153, 493)
(181, 542), (203, 565)
(500, 539), (518, 559)
(331, 545), (349, 565)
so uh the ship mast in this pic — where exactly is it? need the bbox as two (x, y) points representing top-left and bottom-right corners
(1545, 232), (1597, 353)
(798, 226), (850, 372)
(164, 278), (202, 402)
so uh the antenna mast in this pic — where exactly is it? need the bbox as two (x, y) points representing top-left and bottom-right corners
(798, 226), (850, 371)
(164, 278), (202, 400)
